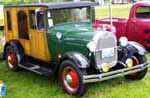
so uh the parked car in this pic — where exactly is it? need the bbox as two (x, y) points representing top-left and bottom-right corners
(94, 1), (150, 49)
(2, 1), (148, 96)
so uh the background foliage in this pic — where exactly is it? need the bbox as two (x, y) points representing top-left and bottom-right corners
(0, 0), (95, 5)
(0, 0), (53, 4)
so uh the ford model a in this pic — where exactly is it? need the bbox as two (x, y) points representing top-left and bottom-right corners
(3, 1), (148, 96)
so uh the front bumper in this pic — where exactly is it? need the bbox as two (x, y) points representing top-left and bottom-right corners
(83, 62), (148, 83)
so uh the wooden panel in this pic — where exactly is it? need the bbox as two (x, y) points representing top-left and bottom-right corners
(4, 8), (13, 41)
(28, 7), (51, 61)
(11, 8), (18, 39)
(4, 6), (51, 62)
(16, 7), (31, 55)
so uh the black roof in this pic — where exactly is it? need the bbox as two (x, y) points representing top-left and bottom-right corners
(5, 1), (96, 9)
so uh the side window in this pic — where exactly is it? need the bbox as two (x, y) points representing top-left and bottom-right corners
(136, 7), (150, 18)
(29, 10), (36, 29)
(36, 11), (45, 31)
(17, 11), (29, 39)
(6, 11), (12, 31)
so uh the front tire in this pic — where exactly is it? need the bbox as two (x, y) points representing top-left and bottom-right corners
(59, 60), (87, 96)
(125, 54), (147, 80)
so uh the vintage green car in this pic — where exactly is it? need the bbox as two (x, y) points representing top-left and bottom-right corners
(3, 1), (148, 96)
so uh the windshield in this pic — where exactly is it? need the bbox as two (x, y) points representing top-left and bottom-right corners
(47, 7), (95, 26)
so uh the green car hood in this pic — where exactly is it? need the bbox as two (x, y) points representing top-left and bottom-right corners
(47, 22), (97, 60)
(52, 22), (95, 42)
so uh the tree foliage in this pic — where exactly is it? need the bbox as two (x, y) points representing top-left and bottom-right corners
(0, 0), (95, 5)
(0, 0), (53, 5)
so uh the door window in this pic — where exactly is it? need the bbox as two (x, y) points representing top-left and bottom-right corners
(36, 11), (45, 31)
(6, 11), (12, 31)
(29, 10), (36, 29)
(17, 11), (29, 39)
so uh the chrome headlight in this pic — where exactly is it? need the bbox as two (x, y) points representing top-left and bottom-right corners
(87, 41), (97, 52)
(119, 37), (128, 46)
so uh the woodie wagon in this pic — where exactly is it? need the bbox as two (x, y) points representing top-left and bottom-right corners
(2, 1), (148, 96)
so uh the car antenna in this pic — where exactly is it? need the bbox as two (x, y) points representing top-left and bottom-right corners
(109, 0), (113, 32)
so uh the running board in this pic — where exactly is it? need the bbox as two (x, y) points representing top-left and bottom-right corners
(19, 62), (52, 76)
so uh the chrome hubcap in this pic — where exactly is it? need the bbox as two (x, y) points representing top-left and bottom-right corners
(66, 74), (72, 84)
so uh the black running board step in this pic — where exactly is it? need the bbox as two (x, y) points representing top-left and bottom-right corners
(19, 62), (52, 76)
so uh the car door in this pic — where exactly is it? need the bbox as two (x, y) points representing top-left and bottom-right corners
(127, 6), (150, 48)
(28, 7), (51, 61)
(17, 8), (31, 55)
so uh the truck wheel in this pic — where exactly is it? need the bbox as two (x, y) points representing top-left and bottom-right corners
(5, 46), (20, 71)
(59, 60), (87, 96)
(125, 55), (147, 80)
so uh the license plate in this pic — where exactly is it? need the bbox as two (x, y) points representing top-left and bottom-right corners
(102, 48), (114, 59)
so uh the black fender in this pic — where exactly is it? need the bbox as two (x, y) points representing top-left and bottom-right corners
(127, 41), (146, 55)
(4, 40), (24, 60)
(59, 52), (90, 69)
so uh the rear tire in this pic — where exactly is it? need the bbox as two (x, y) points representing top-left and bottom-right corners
(59, 60), (87, 96)
(5, 46), (21, 71)
(125, 54), (147, 80)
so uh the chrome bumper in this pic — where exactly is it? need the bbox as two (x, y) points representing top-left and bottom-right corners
(83, 63), (148, 83)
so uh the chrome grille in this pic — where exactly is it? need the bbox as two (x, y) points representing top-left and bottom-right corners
(94, 36), (117, 68)
(96, 37), (116, 49)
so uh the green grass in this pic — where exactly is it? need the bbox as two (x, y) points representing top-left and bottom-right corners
(95, 4), (132, 19)
(0, 5), (150, 98)
(0, 14), (4, 26)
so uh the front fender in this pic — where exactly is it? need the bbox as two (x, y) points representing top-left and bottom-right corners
(60, 52), (90, 68)
(127, 41), (146, 55)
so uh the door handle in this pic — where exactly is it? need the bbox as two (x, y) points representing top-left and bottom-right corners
(131, 19), (136, 23)
(144, 29), (150, 33)
(29, 34), (32, 39)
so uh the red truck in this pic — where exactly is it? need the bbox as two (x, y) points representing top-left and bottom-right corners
(93, 1), (150, 49)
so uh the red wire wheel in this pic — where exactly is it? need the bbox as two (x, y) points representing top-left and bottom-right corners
(59, 60), (87, 96)
(125, 54), (147, 80)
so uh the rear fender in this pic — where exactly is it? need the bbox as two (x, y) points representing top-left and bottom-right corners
(4, 40), (24, 60)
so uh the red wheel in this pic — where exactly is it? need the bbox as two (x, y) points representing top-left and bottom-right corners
(125, 54), (147, 80)
(7, 51), (15, 69)
(59, 60), (87, 96)
(5, 46), (19, 71)
(62, 66), (79, 93)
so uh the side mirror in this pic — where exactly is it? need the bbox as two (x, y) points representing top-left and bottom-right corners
(35, 9), (45, 32)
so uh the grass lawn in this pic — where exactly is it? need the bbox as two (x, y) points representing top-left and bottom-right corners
(0, 5), (150, 98)
(0, 14), (4, 26)
(95, 4), (132, 19)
